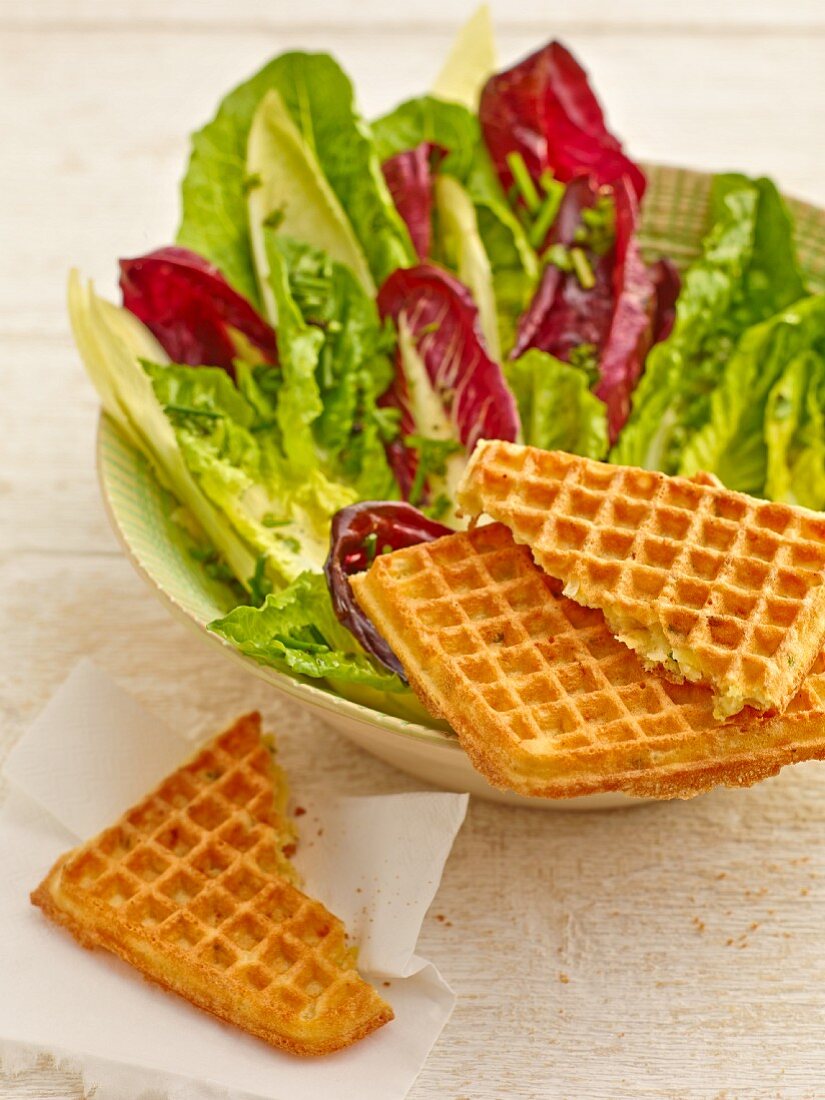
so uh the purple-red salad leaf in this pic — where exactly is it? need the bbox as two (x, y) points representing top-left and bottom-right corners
(381, 143), (445, 260)
(479, 41), (646, 202)
(511, 175), (612, 360)
(324, 501), (452, 678)
(592, 178), (659, 442)
(649, 257), (681, 344)
(120, 246), (276, 373)
(377, 263), (520, 499)
(511, 175), (675, 444)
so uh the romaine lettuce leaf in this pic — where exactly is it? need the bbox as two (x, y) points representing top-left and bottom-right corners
(373, 95), (481, 181)
(247, 89), (374, 313)
(68, 272), (258, 587)
(680, 294), (825, 494)
(504, 349), (608, 458)
(178, 52), (414, 305)
(209, 571), (405, 691)
(262, 233), (325, 474)
(764, 350), (825, 509)
(267, 234), (398, 500)
(434, 173), (501, 359)
(142, 359), (355, 585)
(431, 3), (497, 110)
(613, 174), (806, 471)
(473, 197), (539, 357)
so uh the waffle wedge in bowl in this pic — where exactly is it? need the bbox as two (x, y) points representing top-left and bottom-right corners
(351, 523), (825, 800)
(31, 712), (392, 1055)
(457, 442), (825, 719)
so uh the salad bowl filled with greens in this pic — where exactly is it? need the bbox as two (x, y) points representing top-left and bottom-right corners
(77, 10), (825, 808)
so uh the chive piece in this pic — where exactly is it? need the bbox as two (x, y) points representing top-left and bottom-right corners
(247, 555), (272, 606)
(506, 152), (541, 213)
(529, 191), (563, 249)
(538, 169), (558, 196)
(363, 532), (378, 564)
(273, 633), (328, 654)
(262, 205), (286, 231)
(261, 514), (291, 528)
(570, 247), (596, 290)
(242, 172), (262, 195)
(164, 404), (222, 420)
(542, 243), (572, 272)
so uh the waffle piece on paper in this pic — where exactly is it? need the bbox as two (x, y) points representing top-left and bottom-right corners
(457, 441), (825, 719)
(31, 713), (392, 1055)
(351, 524), (825, 799)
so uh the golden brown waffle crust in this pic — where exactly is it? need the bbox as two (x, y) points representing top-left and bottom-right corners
(352, 526), (825, 801)
(30, 713), (392, 1056)
(457, 441), (825, 718)
(31, 864), (391, 1056)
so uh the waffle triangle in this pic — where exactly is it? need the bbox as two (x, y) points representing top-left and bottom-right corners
(457, 441), (825, 718)
(351, 523), (825, 799)
(31, 713), (392, 1055)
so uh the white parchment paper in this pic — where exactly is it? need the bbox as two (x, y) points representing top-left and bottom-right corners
(0, 661), (468, 1100)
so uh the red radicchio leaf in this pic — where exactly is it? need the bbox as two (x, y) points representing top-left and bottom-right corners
(381, 143), (445, 260)
(649, 257), (681, 344)
(119, 246), (276, 374)
(512, 176), (676, 444)
(593, 177), (659, 442)
(377, 263), (520, 499)
(511, 174), (613, 360)
(479, 40), (646, 202)
(324, 501), (453, 679)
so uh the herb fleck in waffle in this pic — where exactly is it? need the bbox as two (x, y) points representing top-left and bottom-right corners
(351, 524), (825, 799)
(457, 441), (825, 718)
(31, 713), (392, 1055)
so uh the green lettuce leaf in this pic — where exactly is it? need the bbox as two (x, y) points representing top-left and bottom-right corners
(431, 4), (496, 110)
(504, 350), (609, 458)
(434, 174), (500, 358)
(265, 233), (398, 500)
(373, 94), (480, 179)
(473, 198), (539, 357)
(143, 360), (355, 585)
(613, 174), (806, 471)
(178, 52), (414, 305)
(680, 294), (825, 493)
(209, 571), (404, 691)
(263, 233), (325, 474)
(247, 89), (374, 312)
(764, 350), (825, 509)
(69, 272), (259, 586)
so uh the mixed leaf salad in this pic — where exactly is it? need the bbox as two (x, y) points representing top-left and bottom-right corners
(71, 10), (825, 719)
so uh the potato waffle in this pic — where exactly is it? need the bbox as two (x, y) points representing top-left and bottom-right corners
(31, 713), (392, 1055)
(457, 441), (825, 718)
(351, 524), (825, 799)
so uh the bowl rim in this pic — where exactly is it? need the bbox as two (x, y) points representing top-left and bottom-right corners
(96, 414), (464, 754)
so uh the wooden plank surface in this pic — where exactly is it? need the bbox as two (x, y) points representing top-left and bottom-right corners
(3, 3), (825, 1097)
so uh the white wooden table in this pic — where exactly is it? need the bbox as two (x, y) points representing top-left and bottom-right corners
(3, 2), (825, 1096)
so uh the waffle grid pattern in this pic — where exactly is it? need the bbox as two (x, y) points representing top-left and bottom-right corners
(35, 715), (390, 1051)
(458, 443), (825, 715)
(352, 524), (825, 798)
